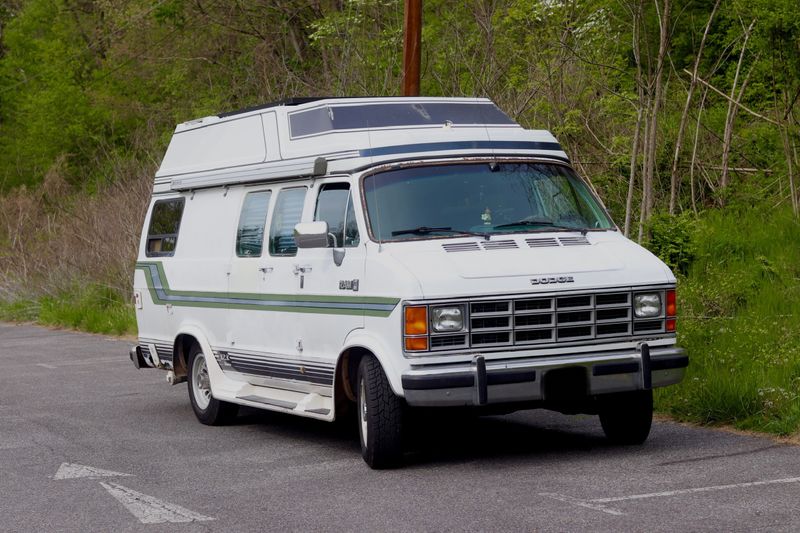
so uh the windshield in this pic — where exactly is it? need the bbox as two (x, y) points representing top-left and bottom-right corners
(363, 162), (614, 242)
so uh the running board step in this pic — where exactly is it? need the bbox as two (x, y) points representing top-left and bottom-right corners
(237, 395), (297, 410)
(231, 384), (334, 420)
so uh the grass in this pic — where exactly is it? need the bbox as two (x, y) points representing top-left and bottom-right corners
(0, 283), (136, 336)
(654, 207), (800, 436)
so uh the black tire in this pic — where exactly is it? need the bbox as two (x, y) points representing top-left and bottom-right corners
(357, 355), (404, 469)
(187, 345), (239, 426)
(598, 389), (653, 445)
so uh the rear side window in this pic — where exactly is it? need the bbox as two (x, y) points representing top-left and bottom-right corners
(269, 187), (306, 256)
(236, 191), (271, 257)
(314, 183), (360, 247)
(146, 198), (185, 257)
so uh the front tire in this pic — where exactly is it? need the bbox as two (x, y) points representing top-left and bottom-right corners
(187, 345), (238, 426)
(598, 389), (653, 444)
(357, 355), (404, 469)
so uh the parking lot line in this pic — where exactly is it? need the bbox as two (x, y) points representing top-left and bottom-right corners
(591, 475), (800, 503)
(541, 475), (800, 516)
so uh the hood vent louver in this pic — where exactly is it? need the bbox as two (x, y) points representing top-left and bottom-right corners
(481, 240), (518, 250)
(442, 242), (481, 253)
(526, 236), (591, 248)
(558, 236), (590, 246)
(444, 235), (590, 253)
(526, 237), (559, 248)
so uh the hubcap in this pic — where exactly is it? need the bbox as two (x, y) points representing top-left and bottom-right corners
(192, 353), (212, 410)
(359, 377), (368, 446)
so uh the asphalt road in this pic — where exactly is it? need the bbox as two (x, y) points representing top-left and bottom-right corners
(2, 322), (799, 532)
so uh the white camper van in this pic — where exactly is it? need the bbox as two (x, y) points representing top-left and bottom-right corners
(130, 97), (687, 468)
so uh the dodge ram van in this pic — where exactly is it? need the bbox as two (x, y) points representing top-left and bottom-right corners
(130, 97), (687, 468)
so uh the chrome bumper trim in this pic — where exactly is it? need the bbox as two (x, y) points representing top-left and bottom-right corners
(402, 345), (687, 407)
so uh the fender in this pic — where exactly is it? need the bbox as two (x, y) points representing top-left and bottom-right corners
(173, 323), (236, 400)
(342, 329), (408, 397)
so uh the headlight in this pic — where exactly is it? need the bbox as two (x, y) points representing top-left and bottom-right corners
(430, 306), (464, 332)
(634, 293), (662, 318)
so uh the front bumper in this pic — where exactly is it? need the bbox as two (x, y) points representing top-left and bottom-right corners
(402, 343), (687, 407)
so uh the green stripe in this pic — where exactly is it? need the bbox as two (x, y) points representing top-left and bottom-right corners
(135, 261), (399, 317)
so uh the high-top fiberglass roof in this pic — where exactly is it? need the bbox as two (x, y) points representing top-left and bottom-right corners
(287, 101), (515, 138)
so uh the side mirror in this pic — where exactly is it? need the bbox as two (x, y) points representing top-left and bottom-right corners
(294, 221), (329, 249)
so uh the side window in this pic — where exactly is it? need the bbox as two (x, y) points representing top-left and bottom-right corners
(236, 190), (271, 257)
(269, 187), (306, 256)
(146, 197), (185, 257)
(314, 183), (359, 248)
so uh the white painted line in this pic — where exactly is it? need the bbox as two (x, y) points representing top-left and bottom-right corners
(539, 492), (623, 516)
(590, 476), (800, 503)
(54, 462), (132, 480)
(540, 475), (800, 516)
(36, 363), (57, 369)
(100, 482), (215, 524)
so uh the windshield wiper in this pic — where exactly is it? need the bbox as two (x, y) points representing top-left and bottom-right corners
(391, 226), (491, 240)
(493, 219), (588, 235)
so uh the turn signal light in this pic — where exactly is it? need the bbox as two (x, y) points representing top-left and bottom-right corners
(666, 289), (677, 317)
(405, 337), (428, 351)
(404, 306), (428, 335)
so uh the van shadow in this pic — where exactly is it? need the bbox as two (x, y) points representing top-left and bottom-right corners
(234, 406), (621, 468)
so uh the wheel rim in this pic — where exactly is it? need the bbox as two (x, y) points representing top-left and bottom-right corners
(359, 376), (368, 447)
(191, 353), (212, 410)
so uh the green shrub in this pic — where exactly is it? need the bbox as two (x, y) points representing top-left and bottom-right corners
(644, 212), (696, 276)
(655, 207), (800, 435)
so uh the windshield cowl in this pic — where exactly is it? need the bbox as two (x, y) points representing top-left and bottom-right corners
(378, 227), (613, 244)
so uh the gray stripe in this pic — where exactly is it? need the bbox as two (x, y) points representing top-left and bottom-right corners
(227, 356), (333, 374)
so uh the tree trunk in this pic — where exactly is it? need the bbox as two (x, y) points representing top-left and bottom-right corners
(625, 1), (645, 237)
(781, 124), (798, 216)
(640, 0), (671, 241)
(669, 0), (719, 214)
(690, 87), (710, 212)
(720, 20), (756, 197)
(625, 106), (644, 237)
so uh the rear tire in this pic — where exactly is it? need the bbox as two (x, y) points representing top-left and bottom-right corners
(598, 389), (653, 444)
(357, 355), (404, 469)
(187, 345), (239, 426)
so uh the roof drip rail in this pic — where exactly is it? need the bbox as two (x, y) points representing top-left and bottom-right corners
(170, 157), (327, 192)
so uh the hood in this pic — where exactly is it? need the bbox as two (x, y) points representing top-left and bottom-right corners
(384, 231), (674, 299)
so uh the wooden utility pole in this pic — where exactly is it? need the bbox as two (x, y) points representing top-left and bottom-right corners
(402, 0), (422, 96)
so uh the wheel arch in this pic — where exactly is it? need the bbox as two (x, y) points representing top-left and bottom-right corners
(335, 335), (405, 403)
(171, 326), (215, 379)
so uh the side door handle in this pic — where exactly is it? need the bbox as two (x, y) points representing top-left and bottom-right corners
(293, 265), (312, 289)
(258, 265), (273, 281)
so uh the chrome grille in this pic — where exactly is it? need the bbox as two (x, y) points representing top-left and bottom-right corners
(426, 289), (666, 352)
